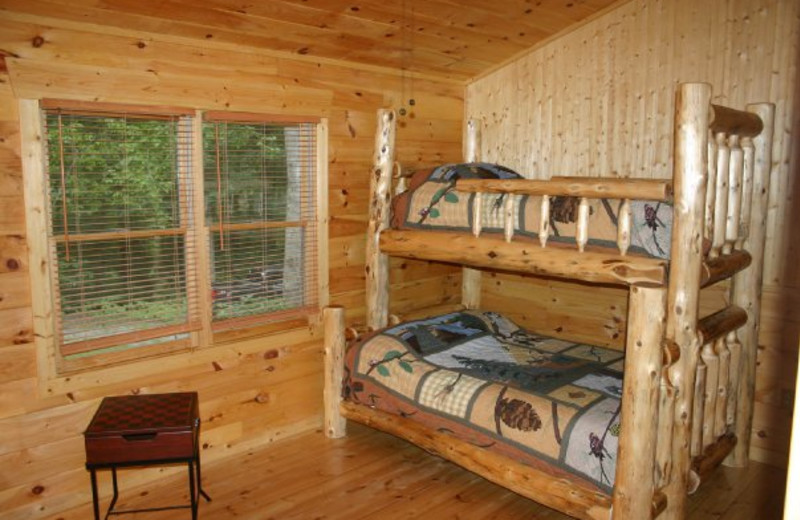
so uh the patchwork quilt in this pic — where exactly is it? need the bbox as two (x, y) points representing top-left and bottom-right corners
(343, 310), (626, 493)
(390, 163), (673, 259)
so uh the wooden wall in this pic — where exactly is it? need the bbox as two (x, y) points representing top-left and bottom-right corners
(0, 15), (462, 520)
(467, 0), (800, 467)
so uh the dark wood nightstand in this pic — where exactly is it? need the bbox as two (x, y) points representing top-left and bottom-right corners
(84, 392), (211, 519)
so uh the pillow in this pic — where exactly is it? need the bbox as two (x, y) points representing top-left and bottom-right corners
(427, 162), (523, 181)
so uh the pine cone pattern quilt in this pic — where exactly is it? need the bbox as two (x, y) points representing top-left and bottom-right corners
(343, 310), (627, 493)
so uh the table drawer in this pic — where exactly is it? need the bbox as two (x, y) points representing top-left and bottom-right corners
(85, 430), (195, 465)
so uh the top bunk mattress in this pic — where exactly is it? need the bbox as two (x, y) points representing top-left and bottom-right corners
(391, 163), (673, 259)
(343, 309), (626, 494)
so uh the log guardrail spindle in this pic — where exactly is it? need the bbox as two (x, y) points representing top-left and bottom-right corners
(576, 197), (589, 252)
(725, 135), (743, 254)
(701, 338), (721, 449)
(472, 193), (483, 237)
(618, 199), (632, 256)
(711, 132), (730, 257)
(737, 137), (755, 249)
(691, 358), (707, 457)
(705, 135), (719, 243)
(504, 193), (515, 242)
(715, 334), (733, 438)
(539, 195), (550, 247)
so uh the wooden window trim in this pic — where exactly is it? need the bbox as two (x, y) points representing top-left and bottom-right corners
(41, 98), (193, 117)
(204, 111), (321, 124)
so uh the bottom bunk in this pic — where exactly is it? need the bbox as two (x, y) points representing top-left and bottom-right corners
(325, 307), (671, 520)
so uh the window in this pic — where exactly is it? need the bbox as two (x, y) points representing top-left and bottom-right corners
(43, 105), (198, 358)
(203, 114), (319, 331)
(29, 101), (324, 368)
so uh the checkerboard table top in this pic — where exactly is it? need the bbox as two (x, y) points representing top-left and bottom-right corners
(85, 392), (198, 437)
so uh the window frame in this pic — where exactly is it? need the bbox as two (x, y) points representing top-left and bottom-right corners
(20, 99), (329, 376)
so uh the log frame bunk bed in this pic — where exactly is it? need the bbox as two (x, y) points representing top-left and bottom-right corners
(322, 83), (775, 520)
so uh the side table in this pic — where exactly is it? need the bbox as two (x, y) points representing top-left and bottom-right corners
(84, 392), (211, 519)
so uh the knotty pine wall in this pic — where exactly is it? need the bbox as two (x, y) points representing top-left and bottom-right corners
(467, 0), (799, 468)
(0, 17), (462, 520)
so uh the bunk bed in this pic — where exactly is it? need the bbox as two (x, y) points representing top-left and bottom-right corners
(322, 83), (775, 520)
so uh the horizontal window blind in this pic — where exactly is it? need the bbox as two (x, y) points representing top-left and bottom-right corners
(203, 117), (318, 330)
(43, 108), (199, 357)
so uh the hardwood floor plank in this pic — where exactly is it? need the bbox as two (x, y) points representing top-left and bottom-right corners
(48, 423), (786, 519)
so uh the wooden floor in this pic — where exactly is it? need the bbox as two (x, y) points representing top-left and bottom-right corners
(59, 423), (786, 519)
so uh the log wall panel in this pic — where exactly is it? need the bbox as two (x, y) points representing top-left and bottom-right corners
(0, 13), (462, 519)
(467, 0), (799, 467)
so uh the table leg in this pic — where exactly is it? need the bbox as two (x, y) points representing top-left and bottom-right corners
(188, 461), (198, 520)
(194, 419), (211, 503)
(89, 469), (100, 520)
(107, 466), (119, 517)
(195, 453), (211, 502)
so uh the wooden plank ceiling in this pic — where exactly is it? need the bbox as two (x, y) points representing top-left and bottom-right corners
(0, 0), (622, 81)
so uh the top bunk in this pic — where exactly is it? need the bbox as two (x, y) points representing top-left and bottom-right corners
(369, 83), (774, 289)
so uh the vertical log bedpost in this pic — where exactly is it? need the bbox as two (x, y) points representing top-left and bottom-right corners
(324, 306), (347, 438)
(366, 110), (396, 330)
(462, 118), (482, 309)
(612, 286), (666, 519)
(727, 102), (775, 467)
(662, 82), (711, 520)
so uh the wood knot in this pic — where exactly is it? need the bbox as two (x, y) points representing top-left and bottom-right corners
(31, 485), (45, 495)
(31, 36), (45, 48)
(136, 41), (146, 49)
(263, 349), (279, 360)
(297, 47), (310, 55)
(6, 258), (19, 270)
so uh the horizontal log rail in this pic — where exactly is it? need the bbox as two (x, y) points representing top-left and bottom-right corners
(456, 177), (673, 201)
(340, 400), (614, 520)
(697, 306), (748, 345)
(709, 104), (764, 137)
(700, 250), (752, 287)
(691, 433), (737, 480)
(380, 229), (667, 287)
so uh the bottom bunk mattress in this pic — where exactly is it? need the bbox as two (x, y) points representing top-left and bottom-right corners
(343, 310), (625, 494)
